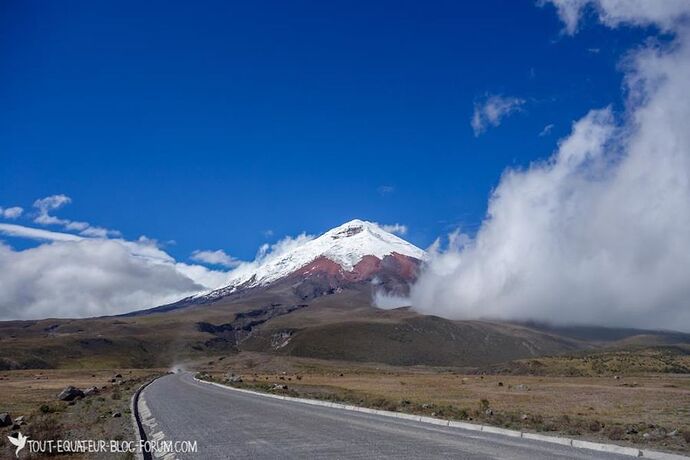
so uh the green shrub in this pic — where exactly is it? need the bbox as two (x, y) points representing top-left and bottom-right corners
(39, 404), (57, 414)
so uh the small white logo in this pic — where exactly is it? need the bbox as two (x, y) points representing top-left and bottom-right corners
(7, 432), (29, 458)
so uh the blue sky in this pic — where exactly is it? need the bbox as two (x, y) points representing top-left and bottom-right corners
(0, 0), (648, 262)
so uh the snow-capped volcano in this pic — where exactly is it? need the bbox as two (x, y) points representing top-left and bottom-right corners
(196, 219), (427, 301)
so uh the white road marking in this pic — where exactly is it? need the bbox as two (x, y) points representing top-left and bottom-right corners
(139, 393), (179, 460)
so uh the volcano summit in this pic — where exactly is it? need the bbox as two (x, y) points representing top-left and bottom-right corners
(191, 219), (427, 304)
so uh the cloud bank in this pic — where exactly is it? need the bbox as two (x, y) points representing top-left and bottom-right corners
(0, 195), (319, 320)
(471, 94), (525, 136)
(0, 239), (198, 319)
(0, 197), (232, 319)
(411, 1), (690, 331)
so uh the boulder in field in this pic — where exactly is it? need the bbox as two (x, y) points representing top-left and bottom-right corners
(58, 386), (84, 401)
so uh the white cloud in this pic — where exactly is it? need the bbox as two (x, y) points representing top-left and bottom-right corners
(79, 226), (122, 238)
(0, 213), (321, 320)
(0, 223), (83, 242)
(544, 0), (690, 35)
(540, 0), (589, 35)
(411, 1), (690, 331)
(0, 240), (197, 319)
(33, 194), (72, 225)
(33, 194), (71, 211)
(0, 223), (230, 319)
(173, 262), (229, 291)
(1, 208), (19, 219)
(0, 206), (24, 219)
(471, 94), (525, 136)
(373, 291), (410, 310)
(256, 233), (315, 262)
(64, 221), (90, 232)
(539, 123), (555, 136)
(378, 223), (408, 236)
(219, 233), (314, 286)
(32, 194), (120, 237)
(190, 249), (241, 268)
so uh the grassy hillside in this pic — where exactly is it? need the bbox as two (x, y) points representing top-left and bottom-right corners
(482, 346), (690, 376)
(243, 314), (585, 366)
(2, 285), (689, 370)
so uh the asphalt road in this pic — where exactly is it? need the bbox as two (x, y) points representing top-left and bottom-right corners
(139, 372), (631, 459)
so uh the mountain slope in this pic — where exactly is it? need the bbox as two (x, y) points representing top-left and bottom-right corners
(5, 219), (689, 371)
(3, 276), (689, 370)
(0, 284), (589, 370)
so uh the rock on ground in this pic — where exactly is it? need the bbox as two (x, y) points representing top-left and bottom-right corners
(58, 386), (85, 401)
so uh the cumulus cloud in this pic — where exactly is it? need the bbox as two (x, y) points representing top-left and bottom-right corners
(411, 1), (690, 331)
(377, 223), (408, 236)
(190, 249), (241, 268)
(0, 223), (230, 319)
(471, 94), (525, 136)
(0, 206), (23, 219)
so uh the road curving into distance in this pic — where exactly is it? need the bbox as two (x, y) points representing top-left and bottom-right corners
(137, 372), (639, 460)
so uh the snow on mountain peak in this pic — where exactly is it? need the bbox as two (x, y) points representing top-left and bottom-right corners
(318, 219), (426, 268)
(197, 220), (427, 298)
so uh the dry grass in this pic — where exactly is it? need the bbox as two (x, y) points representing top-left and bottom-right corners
(0, 369), (163, 459)
(0, 369), (155, 415)
(484, 348), (690, 376)
(2, 353), (689, 455)
(198, 352), (690, 453)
